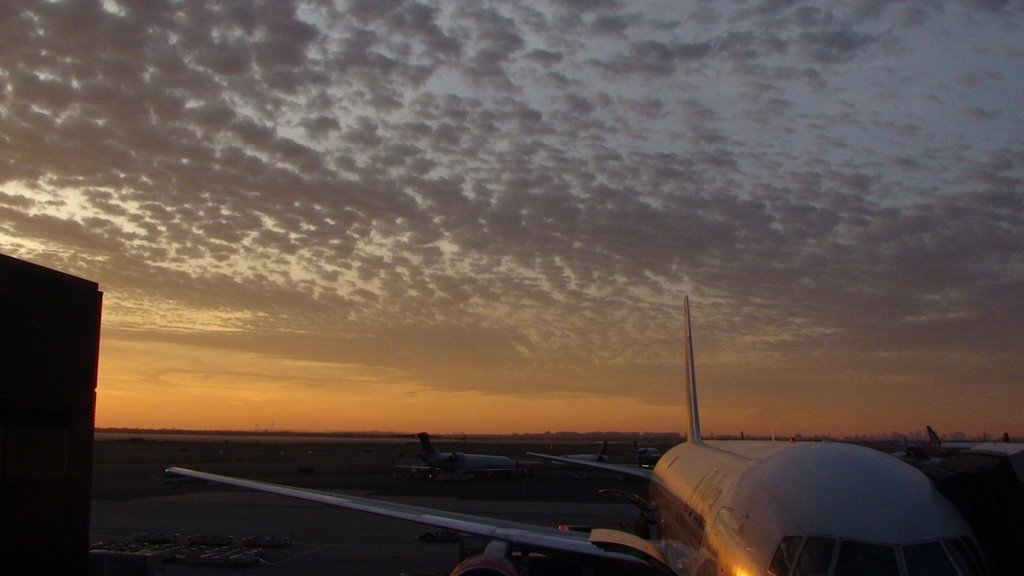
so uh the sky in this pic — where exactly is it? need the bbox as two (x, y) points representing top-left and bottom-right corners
(1, 0), (1022, 437)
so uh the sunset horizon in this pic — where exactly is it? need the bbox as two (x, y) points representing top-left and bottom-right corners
(3, 1), (1021, 440)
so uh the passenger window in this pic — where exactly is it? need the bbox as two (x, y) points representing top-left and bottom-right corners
(770, 536), (803, 576)
(794, 537), (835, 576)
(903, 542), (958, 576)
(834, 541), (898, 576)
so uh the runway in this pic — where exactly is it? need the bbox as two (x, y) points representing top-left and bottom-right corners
(90, 437), (653, 575)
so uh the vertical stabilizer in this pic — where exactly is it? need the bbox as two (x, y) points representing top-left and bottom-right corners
(417, 432), (438, 455)
(684, 296), (704, 445)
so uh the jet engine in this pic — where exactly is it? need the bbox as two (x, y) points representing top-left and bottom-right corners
(447, 538), (520, 576)
(447, 553), (518, 576)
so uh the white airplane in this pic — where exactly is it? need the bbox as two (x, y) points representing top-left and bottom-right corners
(167, 297), (986, 576)
(407, 432), (517, 480)
(927, 426), (981, 453)
(924, 425), (1024, 482)
(630, 442), (662, 468)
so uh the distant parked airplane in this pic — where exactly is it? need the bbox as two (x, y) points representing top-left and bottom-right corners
(630, 441), (662, 468)
(924, 425), (1024, 482)
(408, 432), (517, 480)
(391, 433), (519, 480)
(927, 426), (986, 453)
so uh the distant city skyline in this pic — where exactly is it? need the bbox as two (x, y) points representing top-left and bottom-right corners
(2, 1), (1021, 436)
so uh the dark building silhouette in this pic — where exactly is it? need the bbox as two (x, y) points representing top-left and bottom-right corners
(1, 254), (102, 575)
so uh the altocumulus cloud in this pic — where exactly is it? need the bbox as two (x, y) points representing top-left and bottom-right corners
(0, 0), (1021, 414)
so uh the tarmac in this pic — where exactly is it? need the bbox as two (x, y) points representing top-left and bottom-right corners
(90, 437), (658, 575)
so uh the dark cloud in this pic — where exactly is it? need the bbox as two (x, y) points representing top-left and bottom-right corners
(959, 0), (1024, 14)
(589, 13), (636, 36)
(795, 26), (876, 64)
(590, 39), (699, 77)
(451, 4), (526, 88)
(347, 0), (462, 60)
(552, 0), (622, 12)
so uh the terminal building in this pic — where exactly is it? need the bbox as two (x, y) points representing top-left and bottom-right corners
(1, 254), (102, 575)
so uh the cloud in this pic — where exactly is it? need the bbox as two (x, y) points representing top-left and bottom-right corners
(795, 26), (876, 64)
(1, 1), (1022, 433)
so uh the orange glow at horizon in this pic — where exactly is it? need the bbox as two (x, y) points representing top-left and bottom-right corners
(97, 338), (690, 435)
(96, 337), (1022, 439)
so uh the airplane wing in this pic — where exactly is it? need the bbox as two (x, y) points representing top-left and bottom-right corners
(165, 467), (665, 574)
(525, 453), (653, 480)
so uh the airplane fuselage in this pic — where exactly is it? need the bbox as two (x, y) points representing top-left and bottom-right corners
(423, 451), (516, 473)
(647, 440), (981, 575)
(415, 432), (517, 477)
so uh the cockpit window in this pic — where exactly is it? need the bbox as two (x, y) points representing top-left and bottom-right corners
(794, 537), (835, 576)
(903, 542), (958, 576)
(834, 541), (898, 576)
(770, 536), (803, 576)
(945, 538), (986, 576)
(770, 536), (983, 576)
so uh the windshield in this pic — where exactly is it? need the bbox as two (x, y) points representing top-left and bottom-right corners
(904, 542), (957, 576)
(769, 536), (984, 576)
(944, 538), (986, 576)
(834, 541), (898, 576)
(769, 536), (803, 576)
(794, 537), (836, 576)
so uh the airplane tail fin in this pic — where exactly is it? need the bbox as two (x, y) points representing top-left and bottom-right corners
(598, 440), (608, 460)
(417, 432), (438, 455)
(927, 426), (941, 448)
(684, 296), (704, 445)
